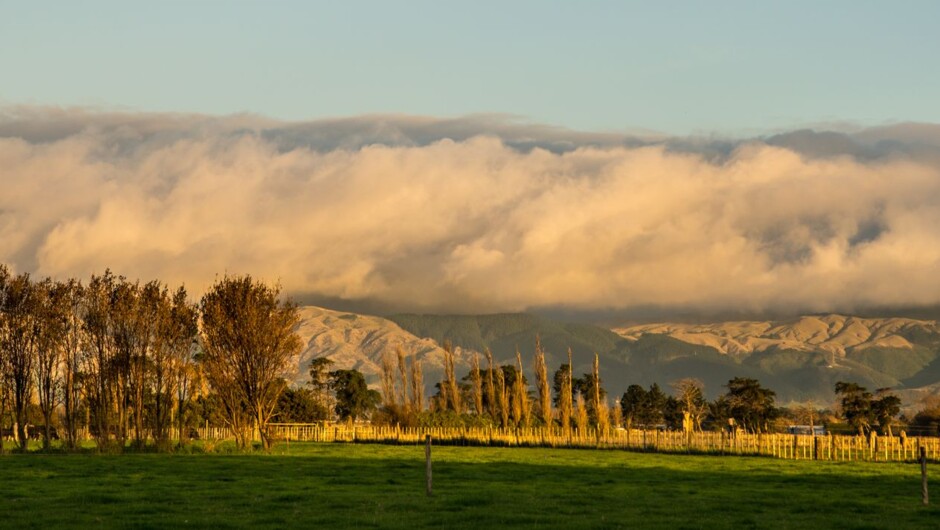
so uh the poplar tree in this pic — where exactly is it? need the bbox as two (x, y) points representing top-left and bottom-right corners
(533, 336), (552, 427)
(484, 348), (497, 419)
(409, 357), (424, 412)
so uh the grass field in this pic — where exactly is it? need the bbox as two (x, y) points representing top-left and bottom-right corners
(1, 442), (937, 528)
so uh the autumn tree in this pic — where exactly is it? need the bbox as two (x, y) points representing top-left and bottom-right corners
(496, 366), (510, 428)
(56, 279), (85, 449)
(510, 352), (530, 427)
(380, 350), (397, 410)
(82, 271), (121, 449)
(199, 275), (302, 450)
(533, 336), (552, 427)
(1, 272), (40, 450)
(484, 348), (497, 419)
(396, 347), (409, 411)
(0, 264), (10, 453)
(33, 279), (65, 449)
(441, 342), (462, 414)
(469, 353), (483, 416)
(161, 286), (199, 446)
(409, 357), (424, 413)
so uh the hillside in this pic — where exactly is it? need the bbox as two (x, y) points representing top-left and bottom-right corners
(613, 315), (940, 404)
(287, 306), (473, 389)
(290, 308), (940, 406)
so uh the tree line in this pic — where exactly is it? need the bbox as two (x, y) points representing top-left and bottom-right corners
(0, 264), (924, 454)
(0, 266), (301, 452)
(362, 334), (908, 438)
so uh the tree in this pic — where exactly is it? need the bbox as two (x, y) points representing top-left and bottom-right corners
(380, 350), (397, 410)
(329, 369), (380, 422)
(724, 377), (777, 433)
(835, 381), (874, 435)
(533, 336), (552, 427)
(637, 384), (667, 427)
(441, 342), (461, 414)
(620, 384), (647, 430)
(574, 364), (607, 427)
(409, 357), (424, 413)
(308, 357), (335, 419)
(275, 384), (328, 422)
(199, 275), (302, 450)
(396, 347), (409, 412)
(0, 264), (10, 453)
(56, 278), (85, 450)
(554, 349), (574, 434)
(81, 271), (121, 449)
(872, 388), (901, 436)
(495, 366), (510, 428)
(33, 279), (65, 449)
(671, 378), (708, 432)
(511, 351), (530, 427)
(1, 272), (40, 450)
(484, 348), (497, 420)
(591, 354), (609, 432)
(162, 286), (199, 446)
(469, 353), (483, 416)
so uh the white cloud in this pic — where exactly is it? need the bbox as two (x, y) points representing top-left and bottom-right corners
(2, 108), (940, 314)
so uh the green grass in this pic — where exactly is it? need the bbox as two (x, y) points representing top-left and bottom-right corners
(1, 443), (937, 528)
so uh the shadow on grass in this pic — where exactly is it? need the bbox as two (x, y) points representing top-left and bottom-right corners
(0, 445), (936, 529)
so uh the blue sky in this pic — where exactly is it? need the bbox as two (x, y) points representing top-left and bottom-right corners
(2, 1), (939, 135)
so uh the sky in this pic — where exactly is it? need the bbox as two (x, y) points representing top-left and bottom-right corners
(2, 1), (939, 134)
(2, 2), (940, 319)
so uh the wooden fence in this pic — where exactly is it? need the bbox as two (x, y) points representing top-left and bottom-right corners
(192, 423), (940, 463)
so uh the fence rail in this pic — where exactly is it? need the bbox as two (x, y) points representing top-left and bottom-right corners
(192, 424), (940, 463)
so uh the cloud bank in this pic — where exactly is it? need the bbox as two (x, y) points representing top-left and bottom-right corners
(2, 107), (940, 315)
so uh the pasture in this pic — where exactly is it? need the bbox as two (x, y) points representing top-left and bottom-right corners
(0, 443), (937, 528)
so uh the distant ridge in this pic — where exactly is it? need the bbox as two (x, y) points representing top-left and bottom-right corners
(290, 308), (940, 406)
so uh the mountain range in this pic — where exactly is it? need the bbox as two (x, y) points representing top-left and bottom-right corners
(288, 307), (940, 409)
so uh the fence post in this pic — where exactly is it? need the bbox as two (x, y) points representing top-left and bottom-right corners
(921, 446), (929, 506)
(425, 434), (433, 497)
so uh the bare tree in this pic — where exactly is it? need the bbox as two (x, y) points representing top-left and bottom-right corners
(57, 279), (85, 450)
(441, 342), (461, 413)
(533, 336), (552, 427)
(511, 351), (529, 427)
(155, 286), (199, 446)
(380, 350), (397, 410)
(409, 357), (424, 413)
(34, 279), (65, 449)
(200, 275), (302, 450)
(672, 378), (708, 432)
(470, 353), (483, 416)
(575, 392), (588, 434)
(0, 264), (10, 453)
(82, 271), (121, 449)
(1, 272), (40, 450)
(496, 367), (510, 428)
(558, 348), (573, 436)
(309, 357), (335, 420)
(484, 348), (497, 419)
(593, 354), (609, 432)
(396, 347), (409, 411)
